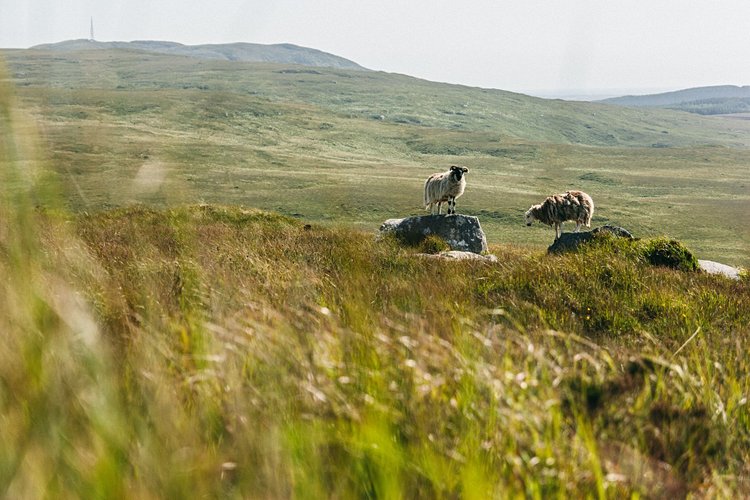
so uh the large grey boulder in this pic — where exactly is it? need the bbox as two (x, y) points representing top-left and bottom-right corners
(380, 214), (488, 254)
(547, 225), (634, 254)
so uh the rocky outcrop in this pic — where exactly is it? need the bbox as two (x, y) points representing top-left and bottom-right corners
(380, 215), (488, 254)
(547, 225), (634, 254)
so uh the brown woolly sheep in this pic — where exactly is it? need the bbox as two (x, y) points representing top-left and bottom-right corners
(524, 190), (594, 240)
(424, 165), (469, 215)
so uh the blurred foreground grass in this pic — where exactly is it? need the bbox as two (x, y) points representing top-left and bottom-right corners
(3, 63), (750, 498)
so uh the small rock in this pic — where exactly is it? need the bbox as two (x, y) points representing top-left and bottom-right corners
(417, 251), (497, 262)
(698, 260), (741, 280)
(593, 225), (634, 239)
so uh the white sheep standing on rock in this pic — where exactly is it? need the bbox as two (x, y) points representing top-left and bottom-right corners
(524, 190), (595, 240)
(424, 165), (469, 215)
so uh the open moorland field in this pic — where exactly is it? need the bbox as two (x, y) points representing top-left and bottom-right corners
(2, 48), (750, 266)
(2, 49), (750, 497)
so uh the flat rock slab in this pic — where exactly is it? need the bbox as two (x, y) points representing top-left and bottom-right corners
(380, 214), (488, 254)
(698, 260), (741, 280)
(417, 251), (498, 262)
(548, 225), (634, 254)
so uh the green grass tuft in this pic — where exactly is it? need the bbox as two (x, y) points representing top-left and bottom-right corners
(414, 234), (451, 254)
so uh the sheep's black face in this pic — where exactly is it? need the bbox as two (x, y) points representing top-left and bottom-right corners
(450, 166), (468, 181)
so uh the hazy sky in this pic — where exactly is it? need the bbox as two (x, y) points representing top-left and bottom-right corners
(2, 0), (749, 96)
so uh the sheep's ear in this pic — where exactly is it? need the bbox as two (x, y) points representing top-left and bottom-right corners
(462, 167), (469, 173)
(450, 165), (458, 171)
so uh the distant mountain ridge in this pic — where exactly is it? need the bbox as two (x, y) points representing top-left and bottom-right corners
(599, 85), (750, 115)
(30, 39), (367, 71)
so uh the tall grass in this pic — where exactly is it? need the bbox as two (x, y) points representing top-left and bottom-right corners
(3, 60), (750, 497)
(1, 63), (131, 498)
(79, 206), (750, 496)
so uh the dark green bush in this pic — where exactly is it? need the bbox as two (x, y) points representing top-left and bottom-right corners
(640, 237), (699, 272)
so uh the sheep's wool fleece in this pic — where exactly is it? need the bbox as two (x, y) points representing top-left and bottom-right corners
(424, 170), (466, 205)
(533, 191), (593, 226)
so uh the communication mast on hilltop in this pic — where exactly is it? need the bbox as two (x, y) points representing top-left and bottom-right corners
(90, 17), (95, 41)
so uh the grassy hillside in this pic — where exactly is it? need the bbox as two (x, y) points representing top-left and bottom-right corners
(600, 85), (750, 115)
(7, 49), (750, 147)
(31, 39), (367, 70)
(3, 68), (750, 496)
(2, 48), (750, 267)
(668, 97), (750, 116)
(3, 198), (750, 497)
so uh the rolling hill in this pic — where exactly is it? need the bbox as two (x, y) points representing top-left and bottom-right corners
(599, 85), (750, 115)
(30, 39), (367, 70)
(7, 47), (750, 148)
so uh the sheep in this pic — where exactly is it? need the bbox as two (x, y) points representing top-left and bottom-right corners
(424, 165), (469, 215)
(524, 190), (594, 240)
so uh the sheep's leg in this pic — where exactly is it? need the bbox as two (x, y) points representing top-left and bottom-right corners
(555, 223), (561, 240)
(437, 202), (442, 215)
(574, 222), (582, 232)
(447, 197), (455, 215)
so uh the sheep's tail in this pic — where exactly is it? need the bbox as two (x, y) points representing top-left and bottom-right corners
(566, 191), (594, 227)
(423, 178), (432, 210)
(581, 193), (594, 226)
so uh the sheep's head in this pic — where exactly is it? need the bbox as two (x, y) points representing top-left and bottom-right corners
(450, 165), (469, 181)
(524, 205), (540, 226)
